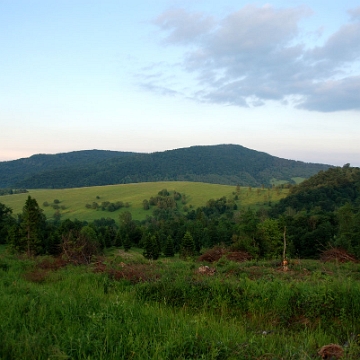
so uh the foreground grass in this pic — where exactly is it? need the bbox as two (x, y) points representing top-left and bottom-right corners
(0, 181), (288, 221)
(1, 251), (359, 359)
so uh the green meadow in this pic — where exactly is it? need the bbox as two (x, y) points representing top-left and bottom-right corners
(1, 248), (360, 359)
(1, 181), (288, 221)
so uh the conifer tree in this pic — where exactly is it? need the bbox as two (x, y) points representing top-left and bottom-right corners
(143, 234), (160, 260)
(115, 230), (122, 247)
(142, 234), (152, 259)
(12, 196), (46, 255)
(180, 231), (195, 258)
(0, 202), (13, 244)
(123, 235), (132, 252)
(164, 235), (175, 257)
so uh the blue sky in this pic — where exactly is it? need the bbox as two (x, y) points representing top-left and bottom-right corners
(1, 0), (359, 166)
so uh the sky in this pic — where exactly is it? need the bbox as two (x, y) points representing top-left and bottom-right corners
(0, 0), (359, 166)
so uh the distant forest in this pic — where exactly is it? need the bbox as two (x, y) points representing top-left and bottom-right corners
(1, 165), (359, 260)
(0, 145), (331, 189)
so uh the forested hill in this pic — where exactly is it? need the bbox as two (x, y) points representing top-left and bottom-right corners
(270, 165), (360, 215)
(0, 150), (137, 188)
(0, 145), (332, 189)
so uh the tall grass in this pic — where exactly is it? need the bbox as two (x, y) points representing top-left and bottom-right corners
(1, 253), (360, 359)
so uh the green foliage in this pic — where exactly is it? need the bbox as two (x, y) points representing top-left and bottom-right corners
(164, 235), (175, 257)
(0, 188), (28, 196)
(180, 231), (195, 258)
(142, 199), (150, 210)
(0, 181), (288, 222)
(1, 253), (360, 358)
(123, 235), (131, 252)
(158, 188), (169, 196)
(272, 165), (360, 215)
(0, 202), (13, 244)
(9, 196), (46, 256)
(335, 203), (360, 257)
(0, 145), (330, 189)
(257, 218), (283, 258)
(142, 234), (161, 260)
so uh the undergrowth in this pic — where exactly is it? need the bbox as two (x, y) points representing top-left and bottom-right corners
(0, 251), (360, 359)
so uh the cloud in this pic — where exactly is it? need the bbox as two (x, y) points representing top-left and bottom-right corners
(149, 5), (360, 112)
(139, 82), (180, 97)
(154, 8), (215, 45)
(299, 76), (360, 112)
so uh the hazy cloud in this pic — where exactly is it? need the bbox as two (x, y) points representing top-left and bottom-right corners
(150, 5), (360, 112)
(154, 8), (215, 45)
(139, 82), (180, 97)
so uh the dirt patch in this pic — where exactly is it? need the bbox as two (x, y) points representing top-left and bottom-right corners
(94, 262), (160, 284)
(36, 257), (68, 270)
(23, 257), (69, 283)
(318, 344), (343, 359)
(197, 266), (216, 276)
(198, 246), (227, 263)
(117, 250), (136, 258)
(320, 248), (357, 263)
(226, 251), (252, 262)
(198, 246), (252, 263)
(23, 269), (49, 283)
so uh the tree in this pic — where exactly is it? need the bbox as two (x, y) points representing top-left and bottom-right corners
(257, 218), (282, 258)
(115, 230), (122, 247)
(123, 235), (132, 252)
(180, 231), (195, 258)
(0, 202), (13, 244)
(60, 227), (100, 264)
(142, 199), (150, 210)
(119, 210), (141, 245)
(164, 235), (175, 257)
(335, 203), (358, 254)
(11, 196), (46, 255)
(53, 210), (61, 223)
(143, 234), (160, 260)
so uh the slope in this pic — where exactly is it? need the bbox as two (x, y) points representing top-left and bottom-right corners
(0, 150), (138, 188)
(0, 144), (332, 189)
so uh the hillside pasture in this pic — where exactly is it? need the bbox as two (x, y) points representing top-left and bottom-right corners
(0, 181), (288, 222)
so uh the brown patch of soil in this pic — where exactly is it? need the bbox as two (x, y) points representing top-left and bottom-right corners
(320, 248), (357, 263)
(226, 251), (252, 262)
(318, 344), (343, 359)
(94, 262), (160, 284)
(198, 246), (227, 263)
(23, 269), (49, 283)
(198, 246), (252, 263)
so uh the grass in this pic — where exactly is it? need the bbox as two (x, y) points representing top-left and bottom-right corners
(292, 177), (307, 184)
(0, 181), (288, 221)
(1, 249), (360, 359)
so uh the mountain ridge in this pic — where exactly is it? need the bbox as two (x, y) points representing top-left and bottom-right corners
(0, 144), (332, 189)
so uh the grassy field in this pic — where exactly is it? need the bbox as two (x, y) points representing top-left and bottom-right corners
(0, 248), (360, 359)
(0, 182), (289, 221)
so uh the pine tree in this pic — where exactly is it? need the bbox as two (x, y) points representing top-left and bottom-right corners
(115, 230), (122, 247)
(123, 235), (131, 252)
(143, 233), (153, 259)
(0, 202), (13, 244)
(14, 196), (46, 256)
(180, 231), (195, 258)
(164, 235), (175, 257)
(143, 234), (160, 260)
(151, 235), (161, 260)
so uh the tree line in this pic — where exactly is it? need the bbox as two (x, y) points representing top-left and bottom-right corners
(0, 165), (359, 260)
(1, 145), (331, 189)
